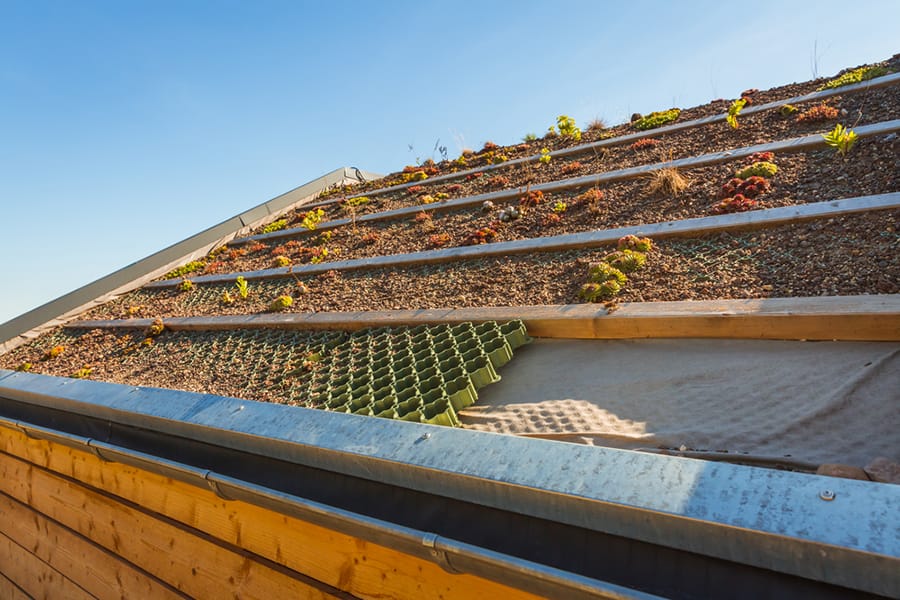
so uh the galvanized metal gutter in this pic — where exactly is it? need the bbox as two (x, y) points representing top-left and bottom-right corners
(0, 370), (897, 598)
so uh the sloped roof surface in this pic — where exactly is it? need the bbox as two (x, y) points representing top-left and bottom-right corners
(2, 56), (899, 471)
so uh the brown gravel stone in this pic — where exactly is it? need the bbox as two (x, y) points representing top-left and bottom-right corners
(864, 457), (900, 484)
(816, 464), (871, 481)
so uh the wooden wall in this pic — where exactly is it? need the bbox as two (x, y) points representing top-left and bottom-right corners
(0, 425), (543, 600)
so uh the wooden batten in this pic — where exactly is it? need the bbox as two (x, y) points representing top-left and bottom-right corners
(0, 425), (546, 600)
(68, 295), (900, 342)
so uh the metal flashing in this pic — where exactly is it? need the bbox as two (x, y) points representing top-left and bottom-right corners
(0, 370), (897, 596)
(0, 166), (380, 352)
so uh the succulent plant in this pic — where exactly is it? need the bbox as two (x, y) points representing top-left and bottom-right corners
(268, 295), (294, 312)
(779, 104), (799, 117)
(796, 104), (839, 122)
(617, 235), (653, 252)
(43, 345), (65, 360)
(818, 65), (890, 90)
(71, 366), (93, 379)
(482, 200), (495, 212)
(272, 255), (291, 268)
(163, 260), (206, 280)
(579, 280), (621, 302)
(711, 194), (758, 214)
(632, 108), (681, 131)
(261, 219), (288, 234)
(629, 138), (660, 151)
(539, 148), (552, 164)
(177, 279), (194, 292)
(604, 249), (647, 273)
(556, 115), (582, 140)
(147, 318), (165, 337)
(735, 161), (778, 179)
(588, 262), (627, 285)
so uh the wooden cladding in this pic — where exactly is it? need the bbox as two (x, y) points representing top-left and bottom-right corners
(0, 425), (543, 600)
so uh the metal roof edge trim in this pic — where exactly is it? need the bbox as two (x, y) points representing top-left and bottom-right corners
(0, 370), (897, 596)
(0, 166), (379, 352)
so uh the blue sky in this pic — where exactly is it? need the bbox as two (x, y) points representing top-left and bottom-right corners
(1, 1), (898, 326)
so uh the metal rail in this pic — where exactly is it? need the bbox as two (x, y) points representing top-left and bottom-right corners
(145, 192), (900, 288)
(301, 71), (900, 205)
(233, 118), (900, 246)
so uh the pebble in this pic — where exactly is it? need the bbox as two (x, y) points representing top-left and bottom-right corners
(864, 457), (900, 484)
(816, 464), (870, 481)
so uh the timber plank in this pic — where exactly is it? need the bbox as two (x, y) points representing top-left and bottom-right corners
(0, 427), (547, 600)
(0, 571), (34, 600)
(67, 295), (900, 341)
(0, 451), (346, 600)
(0, 531), (94, 600)
(147, 192), (900, 288)
(0, 491), (185, 600)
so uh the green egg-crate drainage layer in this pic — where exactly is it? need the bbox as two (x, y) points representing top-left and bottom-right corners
(29, 320), (532, 427)
(304, 320), (531, 426)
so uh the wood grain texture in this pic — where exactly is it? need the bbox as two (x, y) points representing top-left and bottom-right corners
(0, 531), (95, 600)
(0, 426), (547, 600)
(0, 450), (344, 600)
(0, 491), (185, 600)
(68, 294), (900, 341)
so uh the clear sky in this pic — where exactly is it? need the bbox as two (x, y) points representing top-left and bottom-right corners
(1, 1), (898, 326)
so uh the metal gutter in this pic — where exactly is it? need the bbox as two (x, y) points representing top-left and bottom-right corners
(0, 167), (379, 354)
(146, 192), (900, 288)
(0, 417), (657, 600)
(0, 370), (897, 597)
(302, 71), (900, 204)
(234, 118), (900, 245)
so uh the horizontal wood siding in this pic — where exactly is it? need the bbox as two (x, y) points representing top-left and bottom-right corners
(0, 425), (545, 600)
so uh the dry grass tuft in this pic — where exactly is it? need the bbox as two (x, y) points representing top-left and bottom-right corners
(586, 117), (607, 132)
(645, 167), (690, 197)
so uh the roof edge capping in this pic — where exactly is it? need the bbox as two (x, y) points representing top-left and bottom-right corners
(0, 166), (381, 354)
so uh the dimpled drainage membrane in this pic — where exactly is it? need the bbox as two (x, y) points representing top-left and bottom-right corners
(45, 321), (532, 427)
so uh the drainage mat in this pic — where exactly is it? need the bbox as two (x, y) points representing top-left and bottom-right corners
(4, 321), (532, 427)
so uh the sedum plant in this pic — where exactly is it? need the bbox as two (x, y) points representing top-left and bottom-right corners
(818, 65), (889, 90)
(262, 219), (288, 234)
(556, 115), (582, 141)
(632, 109), (681, 131)
(726, 98), (747, 129)
(268, 295), (294, 312)
(822, 123), (858, 156)
(735, 161), (778, 179)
